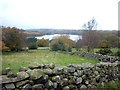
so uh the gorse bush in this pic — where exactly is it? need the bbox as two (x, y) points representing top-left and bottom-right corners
(37, 39), (49, 47)
(51, 41), (64, 51)
(51, 40), (72, 52)
(50, 35), (73, 52)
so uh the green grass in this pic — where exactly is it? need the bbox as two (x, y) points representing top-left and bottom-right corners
(97, 81), (120, 90)
(94, 48), (118, 53)
(2, 50), (99, 72)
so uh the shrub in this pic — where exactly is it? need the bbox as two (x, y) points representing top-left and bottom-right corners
(2, 46), (10, 52)
(28, 43), (38, 49)
(27, 37), (38, 49)
(67, 47), (72, 52)
(50, 36), (72, 52)
(27, 38), (37, 44)
(51, 41), (71, 52)
(0, 41), (10, 52)
(114, 50), (120, 57)
(96, 48), (112, 55)
(37, 39), (49, 47)
(99, 40), (109, 48)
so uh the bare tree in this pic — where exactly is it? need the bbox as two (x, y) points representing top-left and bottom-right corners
(83, 17), (97, 30)
(82, 17), (98, 52)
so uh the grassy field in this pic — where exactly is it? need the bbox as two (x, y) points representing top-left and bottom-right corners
(1, 49), (120, 89)
(2, 50), (99, 72)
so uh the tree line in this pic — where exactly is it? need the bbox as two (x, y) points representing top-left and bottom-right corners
(0, 26), (119, 54)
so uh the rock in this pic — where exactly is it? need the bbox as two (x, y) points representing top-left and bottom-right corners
(2, 67), (11, 75)
(44, 69), (53, 76)
(43, 75), (49, 82)
(67, 64), (74, 68)
(48, 80), (53, 87)
(68, 67), (75, 73)
(91, 85), (97, 88)
(91, 78), (97, 85)
(63, 86), (70, 90)
(15, 89), (19, 90)
(15, 80), (29, 88)
(32, 84), (44, 90)
(96, 75), (100, 82)
(7, 71), (17, 78)
(68, 84), (77, 90)
(53, 82), (57, 88)
(19, 66), (27, 72)
(1, 75), (17, 84)
(68, 76), (76, 84)
(51, 69), (57, 75)
(88, 84), (92, 88)
(85, 81), (89, 85)
(55, 67), (64, 74)
(76, 77), (82, 84)
(27, 69), (44, 80)
(1, 87), (6, 90)
(45, 80), (53, 88)
(44, 88), (48, 90)
(22, 84), (32, 90)
(29, 80), (34, 85)
(60, 78), (68, 86)
(44, 64), (49, 69)
(5, 83), (15, 89)
(0, 83), (2, 89)
(73, 72), (78, 76)
(52, 75), (61, 82)
(28, 62), (40, 69)
(63, 68), (68, 75)
(17, 71), (29, 81)
(77, 70), (83, 76)
(49, 63), (55, 69)
(94, 71), (99, 75)
(82, 63), (94, 69)
(82, 75), (87, 80)
(80, 85), (87, 89)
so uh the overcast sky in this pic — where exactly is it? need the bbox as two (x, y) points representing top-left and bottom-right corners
(0, 0), (119, 30)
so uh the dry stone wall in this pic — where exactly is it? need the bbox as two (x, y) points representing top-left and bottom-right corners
(0, 62), (120, 90)
(71, 51), (120, 63)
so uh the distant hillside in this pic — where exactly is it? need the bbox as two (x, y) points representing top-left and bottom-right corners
(25, 29), (82, 35)
(24, 29), (118, 37)
(23, 31), (42, 37)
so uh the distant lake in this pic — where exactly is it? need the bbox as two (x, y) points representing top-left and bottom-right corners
(36, 34), (82, 41)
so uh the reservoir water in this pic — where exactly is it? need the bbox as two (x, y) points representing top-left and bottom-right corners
(36, 34), (82, 41)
